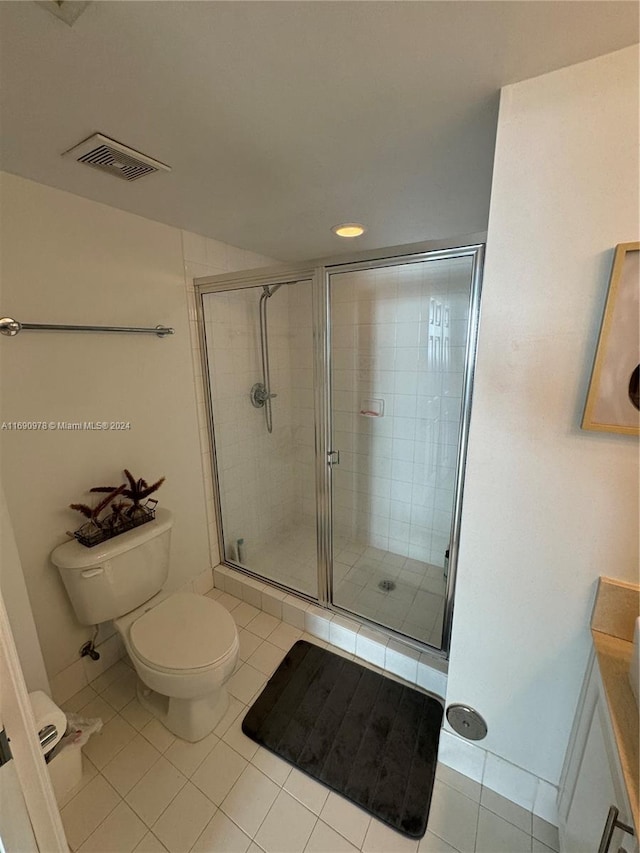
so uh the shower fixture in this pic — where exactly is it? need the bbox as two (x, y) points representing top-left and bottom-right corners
(251, 283), (282, 433)
(250, 382), (274, 408)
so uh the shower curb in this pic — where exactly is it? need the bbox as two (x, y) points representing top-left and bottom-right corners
(213, 564), (448, 699)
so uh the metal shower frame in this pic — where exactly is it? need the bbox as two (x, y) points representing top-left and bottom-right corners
(194, 235), (485, 659)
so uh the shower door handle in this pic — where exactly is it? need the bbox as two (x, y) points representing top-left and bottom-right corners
(327, 450), (340, 467)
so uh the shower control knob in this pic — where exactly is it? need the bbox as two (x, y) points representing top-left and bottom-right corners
(250, 382), (277, 407)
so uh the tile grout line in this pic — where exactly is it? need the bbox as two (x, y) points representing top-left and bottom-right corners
(145, 766), (190, 839)
(61, 600), (544, 853)
(253, 781), (320, 852)
(299, 813), (321, 853)
(472, 788), (481, 853)
(66, 772), (123, 852)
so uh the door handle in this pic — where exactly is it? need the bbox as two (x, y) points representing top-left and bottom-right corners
(598, 806), (635, 853)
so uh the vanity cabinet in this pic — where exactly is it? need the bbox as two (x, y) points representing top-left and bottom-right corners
(559, 651), (637, 853)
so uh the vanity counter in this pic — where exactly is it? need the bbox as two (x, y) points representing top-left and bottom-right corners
(558, 576), (639, 851)
(591, 627), (639, 835)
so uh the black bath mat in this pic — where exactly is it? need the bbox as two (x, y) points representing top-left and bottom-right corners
(242, 640), (443, 839)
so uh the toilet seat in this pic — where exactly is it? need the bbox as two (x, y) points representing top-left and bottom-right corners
(130, 592), (238, 673)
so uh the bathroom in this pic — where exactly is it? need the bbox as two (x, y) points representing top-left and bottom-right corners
(0, 3), (638, 852)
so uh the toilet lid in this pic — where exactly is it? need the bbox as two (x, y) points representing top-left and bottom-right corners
(130, 592), (237, 671)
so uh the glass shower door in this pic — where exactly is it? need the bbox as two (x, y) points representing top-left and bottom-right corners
(329, 254), (474, 647)
(202, 279), (317, 596)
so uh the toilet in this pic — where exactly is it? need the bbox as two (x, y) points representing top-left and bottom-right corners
(51, 508), (239, 742)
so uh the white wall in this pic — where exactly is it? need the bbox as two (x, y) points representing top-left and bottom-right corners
(0, 484), (50, 693)
(0, 172), (273, 698)
(447, 44), (639, 794)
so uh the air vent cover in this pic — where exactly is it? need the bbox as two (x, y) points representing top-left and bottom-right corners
(62, 133), (171, 182)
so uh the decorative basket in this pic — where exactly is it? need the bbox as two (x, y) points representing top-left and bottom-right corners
(73, 499), (157, 548)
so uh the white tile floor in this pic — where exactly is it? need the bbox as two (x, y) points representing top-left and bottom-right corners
(59, 592), (558, 853)
(235, 524), (446, 646)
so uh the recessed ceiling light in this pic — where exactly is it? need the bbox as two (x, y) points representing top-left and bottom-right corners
(331, 223), (366, 238)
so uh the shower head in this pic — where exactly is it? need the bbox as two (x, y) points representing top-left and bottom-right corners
(262, 283), (283, 298)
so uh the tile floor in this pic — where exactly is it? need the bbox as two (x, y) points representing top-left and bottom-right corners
(234, 524), (445, 646)
(333, 542), (445, 646)
(58, 591), (558, 853)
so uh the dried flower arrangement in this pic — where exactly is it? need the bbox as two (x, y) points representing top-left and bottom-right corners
(69, 469), (165, 547)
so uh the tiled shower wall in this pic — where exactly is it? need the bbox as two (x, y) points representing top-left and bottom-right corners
(330, 257), (472, 565)
(289, 283), (316, 524)
(182, 232), (277, 570)
(203, 287), (297, 563)
(201, 279), (317, 583)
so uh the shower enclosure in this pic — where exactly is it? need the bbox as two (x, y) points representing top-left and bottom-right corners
(197, 240), (483, 654)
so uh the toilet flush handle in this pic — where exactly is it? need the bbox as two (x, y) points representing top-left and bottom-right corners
(81, 568), (104, 579)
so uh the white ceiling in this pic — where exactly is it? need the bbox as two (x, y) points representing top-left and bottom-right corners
(0, 1), (637, 261)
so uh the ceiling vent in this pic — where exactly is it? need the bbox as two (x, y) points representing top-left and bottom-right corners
(62, 133), (171, 182)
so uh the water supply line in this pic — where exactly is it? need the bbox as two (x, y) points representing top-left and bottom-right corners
(250, 283), (282, 434)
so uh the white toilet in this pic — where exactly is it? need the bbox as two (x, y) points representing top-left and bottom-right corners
(51, 508), (239, 742)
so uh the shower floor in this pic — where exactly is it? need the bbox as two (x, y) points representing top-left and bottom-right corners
(333, 542), (446, 646)
(238, 522), (446, 647)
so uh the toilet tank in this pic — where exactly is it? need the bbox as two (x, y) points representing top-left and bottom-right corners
(51, 508), (173, 626)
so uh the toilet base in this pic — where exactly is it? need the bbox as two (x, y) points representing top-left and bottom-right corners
(136, 679), (230, 742)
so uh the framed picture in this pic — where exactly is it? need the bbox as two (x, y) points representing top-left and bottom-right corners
(582, 242), (639, 435)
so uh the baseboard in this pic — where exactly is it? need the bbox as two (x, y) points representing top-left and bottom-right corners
(437, 728), (559, 827)
(213, 563), (448, 700)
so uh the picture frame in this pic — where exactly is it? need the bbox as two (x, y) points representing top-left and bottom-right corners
(582, 241), (640, 436)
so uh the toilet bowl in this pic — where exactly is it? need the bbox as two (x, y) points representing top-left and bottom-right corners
(116, 591), (239, 741)
(51, 508), (239, 742)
